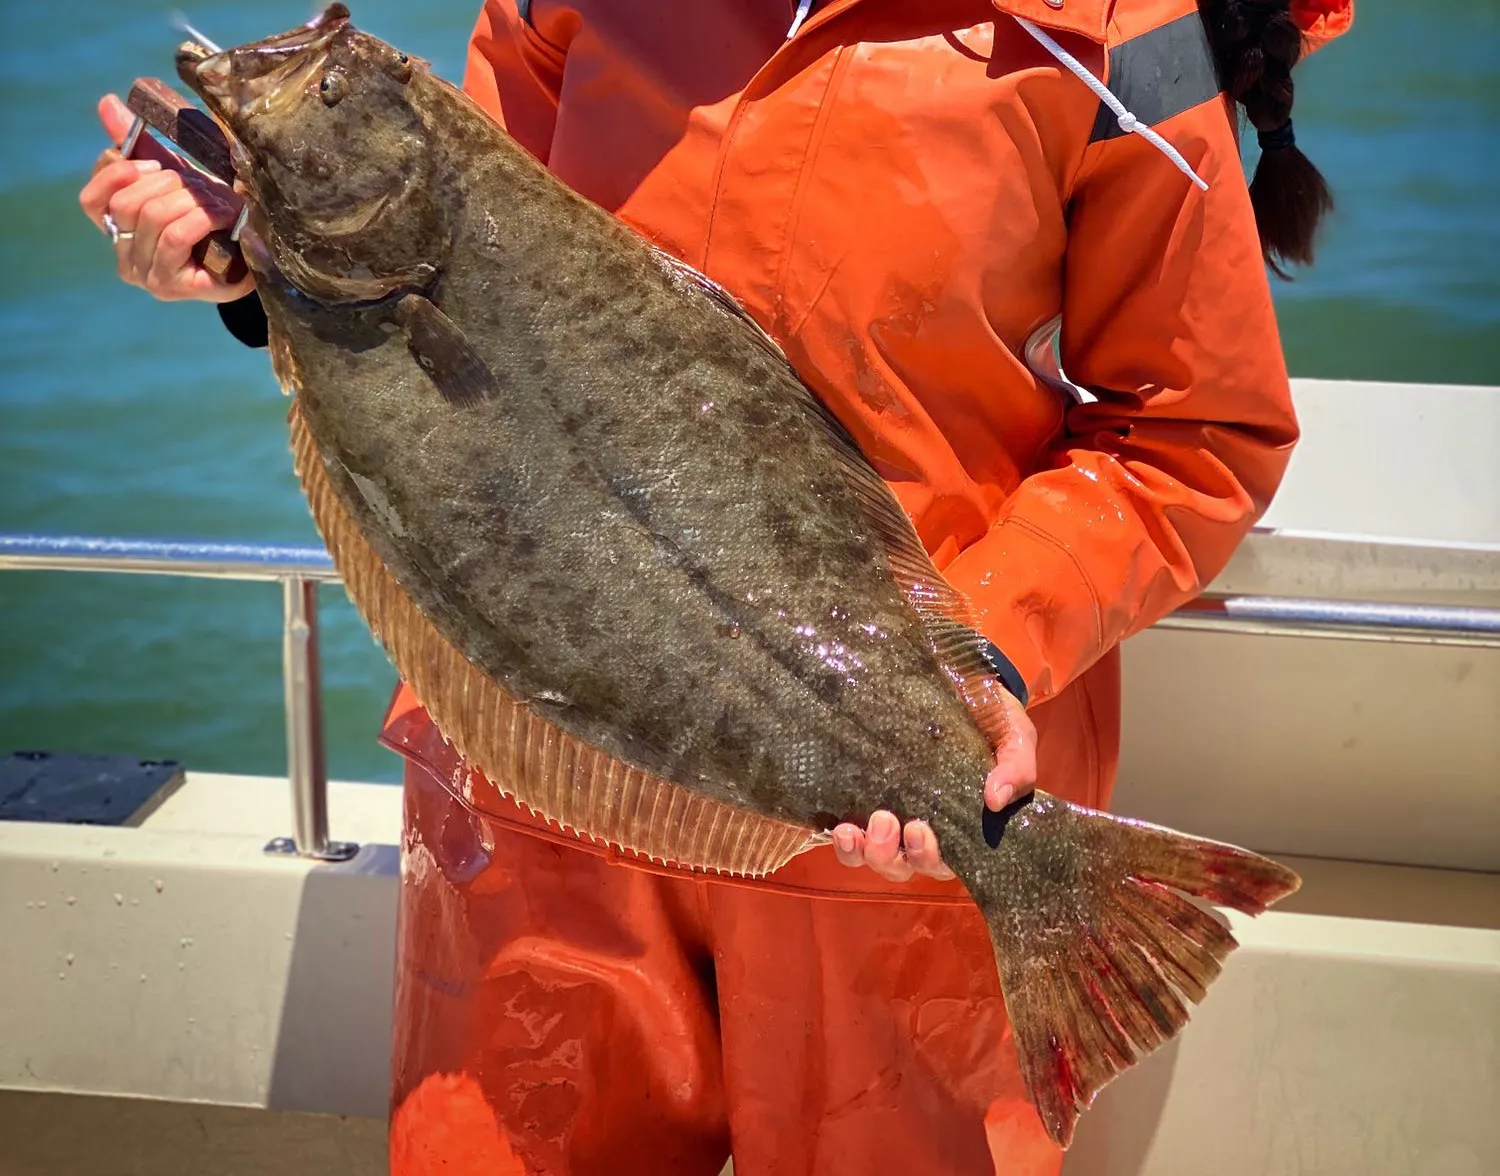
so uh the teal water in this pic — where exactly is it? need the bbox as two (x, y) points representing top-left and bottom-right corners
(1, 1), (1497, 785)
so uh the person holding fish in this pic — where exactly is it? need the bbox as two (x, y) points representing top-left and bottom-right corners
(80, 1), (1351, 1173)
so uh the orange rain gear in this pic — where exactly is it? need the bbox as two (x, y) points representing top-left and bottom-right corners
(384, 2), (1353, 1172)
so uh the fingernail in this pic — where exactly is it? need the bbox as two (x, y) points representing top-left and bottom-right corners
(990, 783), (1014, 811)
(906, 826), (926, 854)
(133, 160), (162, 173)
(834, 829), (855, 854)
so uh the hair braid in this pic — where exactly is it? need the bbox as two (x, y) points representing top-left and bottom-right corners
(1198, 0), (1334, 278)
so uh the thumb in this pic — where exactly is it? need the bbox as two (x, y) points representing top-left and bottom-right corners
(96, 93), (186, 170)
(983, 689), (1037, 812)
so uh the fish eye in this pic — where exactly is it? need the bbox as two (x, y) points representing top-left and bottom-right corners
(319, 71), (348, 106)
(390, 52), (413, 83)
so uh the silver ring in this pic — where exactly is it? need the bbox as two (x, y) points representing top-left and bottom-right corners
(102, 212), (134, 244)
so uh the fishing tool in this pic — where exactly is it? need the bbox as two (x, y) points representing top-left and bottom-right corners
(118, 20), (246, 283)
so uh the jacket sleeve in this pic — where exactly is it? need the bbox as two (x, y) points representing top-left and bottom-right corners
(939, 95), (1299, 706)
(462, 0), (569, 162)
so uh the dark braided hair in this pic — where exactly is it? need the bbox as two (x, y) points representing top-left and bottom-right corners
(1198, 0), (1334, 278)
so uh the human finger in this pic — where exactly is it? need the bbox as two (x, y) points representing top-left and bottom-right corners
(121, 187), (201, 287)
(862, 810), (915, 883)
(80, 158), (164, 231)
(832, 822), (866, 868)
(104, 168), (195, 247)
(984, 689), (1038, 812)
(144, 194), (248, 300)
(902, 819), (956, 880)
(96, 93), (184, 169)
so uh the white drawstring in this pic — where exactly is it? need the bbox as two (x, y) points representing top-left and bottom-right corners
(1014, 16), (1210, 192)
(787, 0), (814, 39)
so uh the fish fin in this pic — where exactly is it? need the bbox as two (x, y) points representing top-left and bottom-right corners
(395, 293), (499, 407)
(289, 401), (820, 877)
(794, 408), (1015, 741)
(650, 247), (1012, 742)
(812, 419), (1021, 741)
(802, 407), (1013, 743)
(943, 792), (1300, 1149)
(267, 321), (302, 398)
(651, 247), (791, 366)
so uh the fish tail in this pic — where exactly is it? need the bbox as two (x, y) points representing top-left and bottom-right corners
(942, 792), (1300, 1149)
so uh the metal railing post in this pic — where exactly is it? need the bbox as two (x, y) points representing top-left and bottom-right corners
(264, 576), (357, 862)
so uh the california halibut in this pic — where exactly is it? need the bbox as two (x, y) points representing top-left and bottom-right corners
(175, 5), (1299, 1147)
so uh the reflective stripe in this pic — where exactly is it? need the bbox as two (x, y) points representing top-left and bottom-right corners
(1089, 12), (1220, 144)
(1020, 16), (1210, 188)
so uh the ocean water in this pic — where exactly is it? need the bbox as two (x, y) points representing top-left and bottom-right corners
(1, 0), (1497, 786)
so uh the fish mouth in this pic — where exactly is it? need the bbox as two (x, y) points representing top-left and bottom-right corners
(173, 39), (216, 94)
(175, 3), (351, 119)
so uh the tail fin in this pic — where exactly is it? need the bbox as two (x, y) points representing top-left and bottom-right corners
(951, 791), (1300, 1149)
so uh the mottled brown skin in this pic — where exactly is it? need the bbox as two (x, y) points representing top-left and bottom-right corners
(180, 7), (993, 834)
(177, 7), (1302, 1148)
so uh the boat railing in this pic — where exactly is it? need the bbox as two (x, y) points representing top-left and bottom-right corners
(3, 532), (1498, 862)
(0, 535), (352, 861)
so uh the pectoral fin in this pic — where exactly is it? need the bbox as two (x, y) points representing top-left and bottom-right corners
(395, 294), (499, 407)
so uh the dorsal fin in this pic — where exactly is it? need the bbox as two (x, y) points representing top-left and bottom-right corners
(653, 246), (1013, 750)
(653, 247), (791, 365)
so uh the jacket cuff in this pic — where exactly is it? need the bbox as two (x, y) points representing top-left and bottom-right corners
(939, 517), (1103, 707)
(980, 640), (1029, 708)
(217, 291), (269, 349)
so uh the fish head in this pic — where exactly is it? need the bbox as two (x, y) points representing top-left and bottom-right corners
(177, 4), (448, 302)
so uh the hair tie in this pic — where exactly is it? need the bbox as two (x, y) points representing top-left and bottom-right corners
(1257, 120), (1297, 152)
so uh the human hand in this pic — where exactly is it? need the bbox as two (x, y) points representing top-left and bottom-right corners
(78, 94), (253, 304)
(832, 686), (1037, 882)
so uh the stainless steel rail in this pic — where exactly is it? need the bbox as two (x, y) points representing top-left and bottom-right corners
(0, 535), (353, 861)
(1157, 595), (1500, 648)
(3, 533), (1498, 857)
(0, 534), (339, 582)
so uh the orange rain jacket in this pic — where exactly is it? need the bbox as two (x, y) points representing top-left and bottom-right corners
(382, 2), (1354, 1173)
